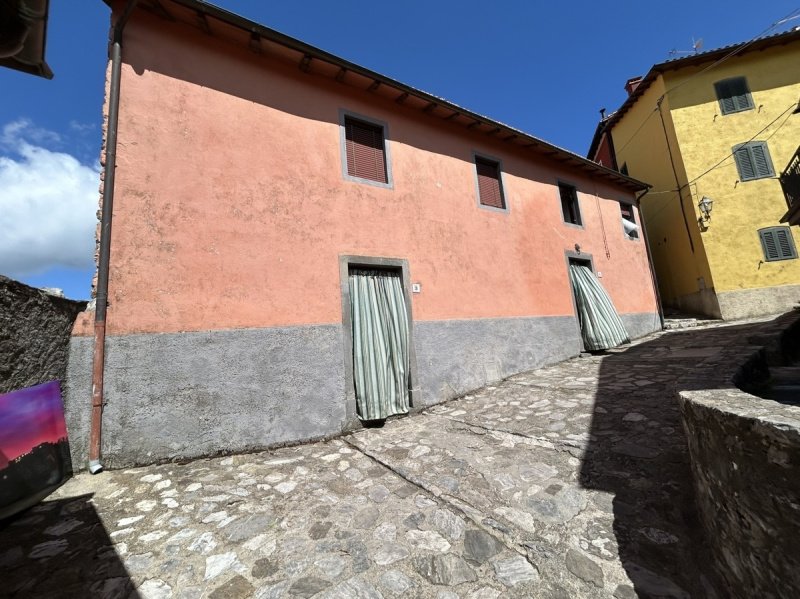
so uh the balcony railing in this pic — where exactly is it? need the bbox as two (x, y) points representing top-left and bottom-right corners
(780, 145), (800, 209)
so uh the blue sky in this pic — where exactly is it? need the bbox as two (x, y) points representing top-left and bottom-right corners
(2, 1), (798, 299)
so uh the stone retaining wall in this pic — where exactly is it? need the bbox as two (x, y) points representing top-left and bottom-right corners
(0, 276), (87, 394)
(677, 312), (800, 599)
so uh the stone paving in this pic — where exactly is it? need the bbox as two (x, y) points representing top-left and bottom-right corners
(0, 316), (782, 598)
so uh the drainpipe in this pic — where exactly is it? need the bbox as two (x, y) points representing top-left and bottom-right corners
(635, 187), (665, 329)
(89, 0), (138, 474)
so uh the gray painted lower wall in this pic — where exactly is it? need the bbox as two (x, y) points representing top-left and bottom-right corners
(65, 326), (346, 470)
(621, 312), (662, 341)
(65, 311), (658, 469)
(413, 316), (582, 407)
(716, 284), (800, 321)
(671, 288), (723, 319)
(64, 336), (94, 471)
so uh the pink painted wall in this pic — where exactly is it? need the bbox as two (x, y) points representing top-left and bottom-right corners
(78, 11), (656, 336)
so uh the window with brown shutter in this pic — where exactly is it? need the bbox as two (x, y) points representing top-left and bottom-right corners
(344, 116), (387, 184)
(475, 156), (505, 209)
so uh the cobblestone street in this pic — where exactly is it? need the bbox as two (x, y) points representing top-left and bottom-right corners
(0, 317), (782, 598)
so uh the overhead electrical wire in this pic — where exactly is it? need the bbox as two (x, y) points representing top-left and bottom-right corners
(609, 6), (800, 157)
(682, 101), (797, 188)
(643, 102), (798, 223)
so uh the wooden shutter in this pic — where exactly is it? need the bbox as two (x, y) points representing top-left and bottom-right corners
(731, 78), (753, 111)
(715, 80), (736, 114)
(476, 157), (504, 209)
(734, 142), (774, 181)
(715, 77), (753, 114)
(734, 145), (756, 180)
(345, 117), (387, 183)
(750, 143), (774, 178)
(760, 227), (798, 261)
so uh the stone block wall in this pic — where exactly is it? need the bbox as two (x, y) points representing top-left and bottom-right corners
(678, 312), (800, 599)
(0, 276), (87, 394)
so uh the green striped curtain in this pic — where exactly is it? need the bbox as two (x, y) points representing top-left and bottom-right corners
(569, 264), (630, 351)
(349, 269), (410, 420)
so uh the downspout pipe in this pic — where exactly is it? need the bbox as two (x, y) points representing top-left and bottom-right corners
(89, 0), (138, 474)
(635, 187), (665, 329)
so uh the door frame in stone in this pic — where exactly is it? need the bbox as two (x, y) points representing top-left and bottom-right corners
(339, 255), (417, 426)
(565, 250), (595, 352)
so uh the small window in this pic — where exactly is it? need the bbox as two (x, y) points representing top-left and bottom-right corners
(475, 156), (505, 209)
(714, 77), (754, 115)
(344, 116), (388, 184)
(559, 183), (582, 226)
(620, 203), (639, 239)
(733, 141), (775, 181)
(759, 227), (797, 261)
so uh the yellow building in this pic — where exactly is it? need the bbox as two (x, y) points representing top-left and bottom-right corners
(590, 29), (800, 319)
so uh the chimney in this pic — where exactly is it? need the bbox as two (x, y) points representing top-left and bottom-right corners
(625, 76), (643, 96)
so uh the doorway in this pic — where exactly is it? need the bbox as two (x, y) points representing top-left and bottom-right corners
(346, 266), (411, 421)
(568, 257), (630, 351)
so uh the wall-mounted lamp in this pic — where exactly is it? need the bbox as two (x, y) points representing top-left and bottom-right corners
(698, 196), (713, 223)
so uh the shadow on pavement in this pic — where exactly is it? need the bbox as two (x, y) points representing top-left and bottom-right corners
(579, 317), (784, 598)
(0, 493), (139, 598)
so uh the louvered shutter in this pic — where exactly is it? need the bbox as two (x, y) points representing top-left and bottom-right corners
(776, 228), (794, 257)
(732, 79), (753, 112)
(715, 80), (736, 114)
(476, 158), (505, 209)
(759, 227), (798, 261)
(761, 230), (779, 260)
(750, 143), (774, 178)
(716, 77), (753, 114)
(734, 145), (756, 180)
(345, 118), (387, 183)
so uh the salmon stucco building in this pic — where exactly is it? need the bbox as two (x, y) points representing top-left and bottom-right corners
(590, 28), (800, 320)
(65, 0), (660, 469)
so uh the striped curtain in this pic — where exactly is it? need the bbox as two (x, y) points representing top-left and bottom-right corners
(349, 270), (410, 420)
(569, 264), (630, 351)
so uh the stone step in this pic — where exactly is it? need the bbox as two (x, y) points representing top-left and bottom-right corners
(664, 318), (698, 330)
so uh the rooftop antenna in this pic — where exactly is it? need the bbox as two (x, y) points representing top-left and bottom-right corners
(669, 37), (704, 57)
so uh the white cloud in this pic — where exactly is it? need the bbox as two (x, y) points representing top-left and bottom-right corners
(69, 120), (96, 134)
(0, 120), (99, 277)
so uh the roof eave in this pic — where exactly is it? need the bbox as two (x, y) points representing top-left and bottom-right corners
(0, 0), (53, 79)
(139, 0), (648, 193)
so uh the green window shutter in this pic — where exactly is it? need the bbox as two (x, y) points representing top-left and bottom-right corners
(730, 78), (754, 111)
(715, 77), (753, 114)
(734, 145), (756, 180)
(715, 80), (736, 114)
(759, 227), (798, 261)
(733, 142), (774, 181)
(750, 142), (774, 178)
(761, 230), (779, 260)
(776, 228), (796, 258)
